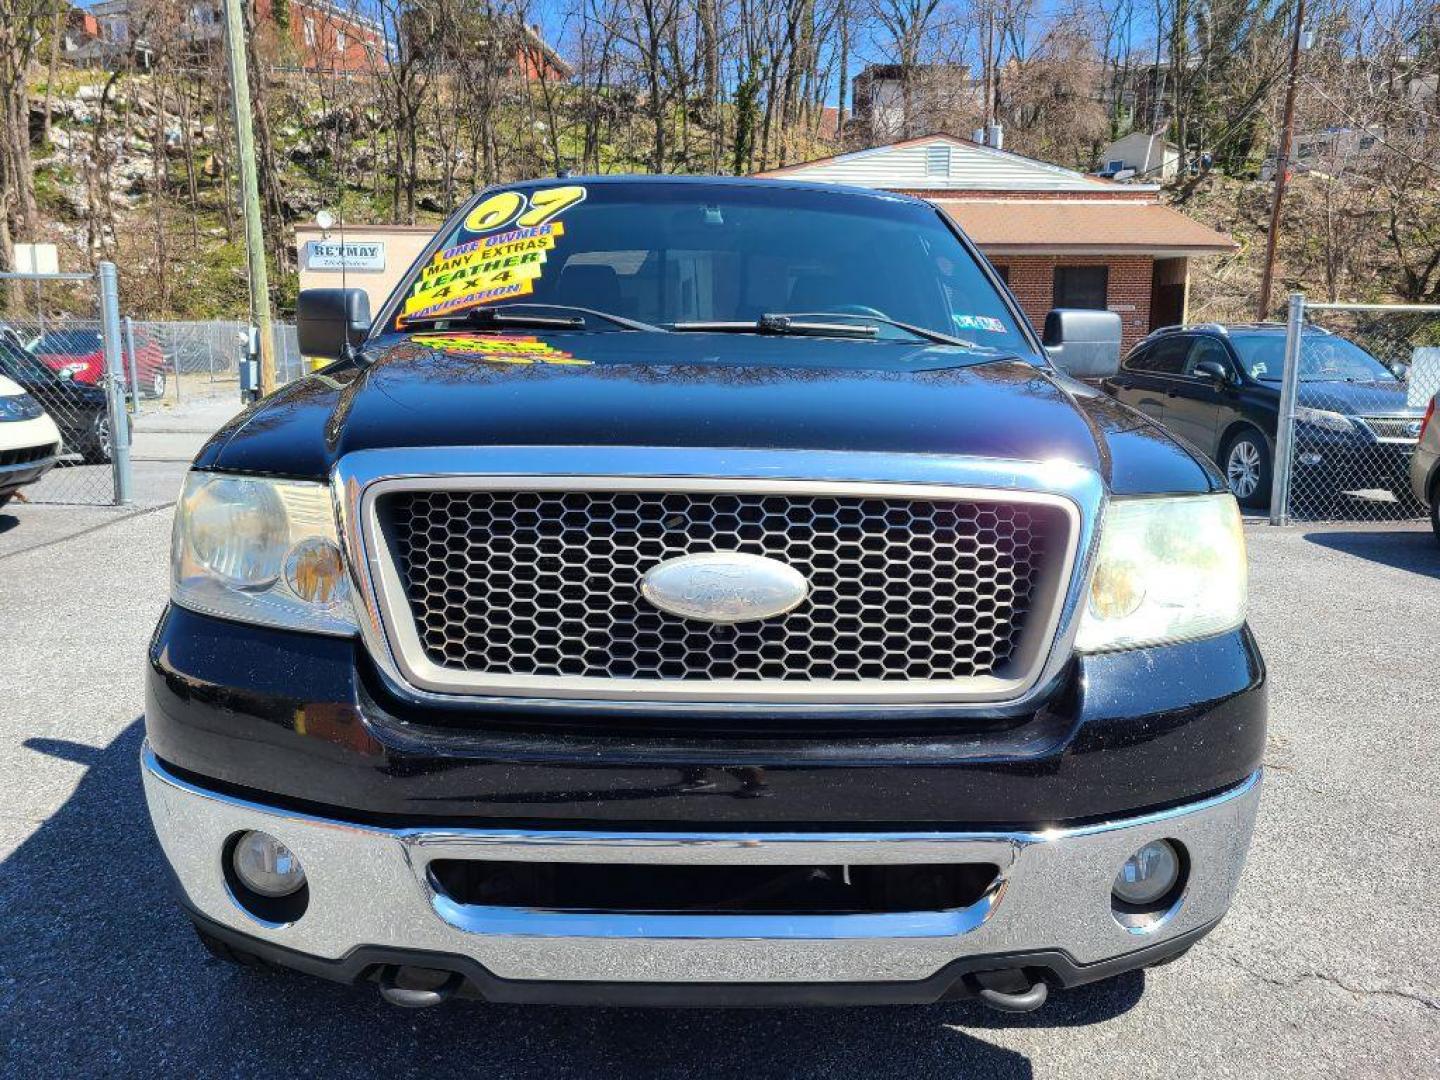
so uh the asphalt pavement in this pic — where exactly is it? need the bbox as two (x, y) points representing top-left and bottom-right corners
(0, 497), (1436, 1078)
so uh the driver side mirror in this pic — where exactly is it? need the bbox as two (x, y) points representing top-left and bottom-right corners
(1042, 309), (1122, 379)
(1193, 359), (1231, 385)
(297, 288), (371, 362)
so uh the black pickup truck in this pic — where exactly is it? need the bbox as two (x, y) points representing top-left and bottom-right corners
(142, 176), (1263, 1013)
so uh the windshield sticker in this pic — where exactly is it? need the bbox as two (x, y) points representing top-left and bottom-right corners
(410, 333), (592, 366)
(951, 314), (1008, 334)
(398, 186), (586, 327)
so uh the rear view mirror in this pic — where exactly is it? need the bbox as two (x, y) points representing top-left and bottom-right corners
(297, 288), (371, 362)
(1042, 309), (1122, 379)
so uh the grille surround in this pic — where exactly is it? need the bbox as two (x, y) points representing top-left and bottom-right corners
(355, 473), (1083, 706)
(1359, 415), (1422, 443)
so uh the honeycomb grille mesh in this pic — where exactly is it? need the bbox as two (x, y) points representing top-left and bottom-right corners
(382, 490), (1063, 683)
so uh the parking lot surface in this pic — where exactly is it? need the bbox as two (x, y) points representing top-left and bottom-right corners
(1, 503), (1436, 1079)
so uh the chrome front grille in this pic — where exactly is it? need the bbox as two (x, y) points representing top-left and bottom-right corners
(1360, 416), (1422, 442)
(375, 486), (1073, 695)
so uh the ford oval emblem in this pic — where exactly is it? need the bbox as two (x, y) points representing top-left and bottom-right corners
(640, 552), (808, 624)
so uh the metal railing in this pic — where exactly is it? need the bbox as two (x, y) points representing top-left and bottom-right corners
(1272, 295), (1440, 525)
(117, 320), (305, 407)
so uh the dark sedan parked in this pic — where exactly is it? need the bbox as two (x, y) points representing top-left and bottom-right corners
(1103, 323), (1424, 508)
(0, 328), (117, 463)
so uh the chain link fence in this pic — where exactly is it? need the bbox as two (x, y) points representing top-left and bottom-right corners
(0, 268), (130, 506)
(1271, 297), (1440, 525)
(124, 320), (305, 408)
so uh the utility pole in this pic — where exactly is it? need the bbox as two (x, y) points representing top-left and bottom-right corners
(221, 0), (277, 394)
(1257, 0), (1305, 322)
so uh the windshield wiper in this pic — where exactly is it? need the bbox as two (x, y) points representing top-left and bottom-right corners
(775, 311), (975, 347)
(671, 312), (974, 346)
(403, 303), (665, 333)
(671, 314), (878, 339)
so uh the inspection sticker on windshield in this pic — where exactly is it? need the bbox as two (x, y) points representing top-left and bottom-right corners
(410, 333), (592, 366)
(952, 314), (1008, 334)
(398, 186), (586, 326)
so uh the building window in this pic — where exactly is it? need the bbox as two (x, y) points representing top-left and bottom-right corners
(304, 18), (316, 46)
(1053, 265), (1109, 310)
(925, 144), (952, 177)
(336, 29), (346, 51)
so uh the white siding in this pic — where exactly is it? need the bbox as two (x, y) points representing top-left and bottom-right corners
(775, 138), (1114, 192)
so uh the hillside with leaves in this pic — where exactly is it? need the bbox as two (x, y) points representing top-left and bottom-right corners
(2, 0), (1437, 322)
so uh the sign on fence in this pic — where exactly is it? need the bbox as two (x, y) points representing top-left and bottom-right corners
(14, 244), (59, 276)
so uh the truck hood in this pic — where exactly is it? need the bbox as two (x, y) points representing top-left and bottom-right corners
(197, 330), (1218, 495)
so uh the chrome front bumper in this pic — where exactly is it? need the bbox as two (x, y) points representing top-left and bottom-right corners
(142, 745), (1261, 986)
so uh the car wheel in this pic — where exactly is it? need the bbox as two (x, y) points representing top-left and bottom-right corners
(145, 368), (167, 400)
(83, 411), (113, 464)
(0, 493), (12, 509)
(1222, 430), (1272, 510)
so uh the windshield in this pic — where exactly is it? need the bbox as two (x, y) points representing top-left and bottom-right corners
(383, 181), (1030, 351)
(1230, 332), (1396, 383)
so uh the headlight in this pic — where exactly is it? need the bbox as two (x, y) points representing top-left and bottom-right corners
(1293, 406), (1354, 433)
(171, 472), (356, 635)
(0, 393), (43, 421)
(1076, 494), (1246, 652)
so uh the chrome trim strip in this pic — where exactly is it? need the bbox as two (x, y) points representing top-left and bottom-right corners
(429, 894), (1003, 940)
(141, 745), (1261, 981)
(332, 447), (1104, 712)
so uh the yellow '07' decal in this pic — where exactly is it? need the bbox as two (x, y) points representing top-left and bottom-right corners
(460, 185), (586, 236)
(400, 186), (587, 326)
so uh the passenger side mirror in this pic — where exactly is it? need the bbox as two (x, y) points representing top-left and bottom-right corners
(297, 288), (371, 362)
(1042, 309), (1122, 379)
(1193, 359), (1231, 385)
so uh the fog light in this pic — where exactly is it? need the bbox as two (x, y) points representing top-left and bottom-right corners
(1113, 839), (1181, 906)
(232, 831), (306, 898)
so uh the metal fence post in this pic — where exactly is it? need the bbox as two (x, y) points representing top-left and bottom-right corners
(98, 262), (133, 505)
(1269, 292), (1305, 526)
(124, 316), (140, 415)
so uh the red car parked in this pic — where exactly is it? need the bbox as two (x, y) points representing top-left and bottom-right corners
(32, 329), (171, 399)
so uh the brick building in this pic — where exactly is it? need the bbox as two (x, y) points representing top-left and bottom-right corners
(275, 0), (387, 73)
(68, 0), (387, 73)
(754, 133), (1235, 350)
